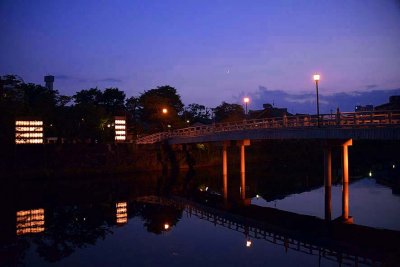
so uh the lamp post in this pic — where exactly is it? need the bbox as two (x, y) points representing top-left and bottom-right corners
(313, 74), (320, 127)
(243, 97), (250, 118)
(161, 108), (168, 131)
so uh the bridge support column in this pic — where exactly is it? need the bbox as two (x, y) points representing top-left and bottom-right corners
(222, 142), (230, 200)
(324, 146), (332, 221)
(341, 139), (352, 222)
(238, 140), (250, 200)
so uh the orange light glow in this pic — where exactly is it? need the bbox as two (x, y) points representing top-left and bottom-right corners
(116, 202), (128, 224)
(162, 108), (168, 114)
(16, 208), (45, 235)
(164, 223), (170, 230)
(313, 74), (320, 81)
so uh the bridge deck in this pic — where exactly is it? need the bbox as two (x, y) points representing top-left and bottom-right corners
(136, 110), (400, 144)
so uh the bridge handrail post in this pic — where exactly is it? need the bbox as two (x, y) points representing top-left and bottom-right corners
(283, 114), (287, 127)
(336, 109), (341, 127)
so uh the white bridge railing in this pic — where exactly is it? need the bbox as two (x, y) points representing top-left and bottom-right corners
(136, 110), (400, 144)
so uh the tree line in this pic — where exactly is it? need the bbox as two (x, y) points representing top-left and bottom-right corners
(0, 75), (245, 144)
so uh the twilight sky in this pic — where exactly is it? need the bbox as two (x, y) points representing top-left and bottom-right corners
(1, 0), (400, 113)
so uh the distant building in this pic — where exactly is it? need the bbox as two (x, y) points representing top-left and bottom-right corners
(249, 103), (291, 119)
(375, 96), (400, 111)
(355, 105), (373, 112)
(44, 75), (54, 90)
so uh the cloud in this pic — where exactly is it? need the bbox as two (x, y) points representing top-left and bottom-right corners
(366, 84), (377, 89)
(97, 78), (122, 83)
(54, 74), (72, 80)
(53, 75), (122, 84)
(236, 86), (400, 114)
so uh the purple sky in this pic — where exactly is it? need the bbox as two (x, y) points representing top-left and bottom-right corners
(1, 0), (400, 113)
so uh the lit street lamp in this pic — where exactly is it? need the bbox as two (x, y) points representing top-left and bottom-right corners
(243, 97), (250, 117)
(313, 74), (320, 127)
(161, 108), (168, 131)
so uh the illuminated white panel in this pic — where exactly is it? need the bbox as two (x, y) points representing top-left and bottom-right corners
(16, 121), (43, 126)
(114, 117), (126, 142)
(115, 130), (126, 135)
(16, 127), (44, 132)
(16, 133), (43, 138)
(116, 202), (128, 224)
(15, 120), (44, 144)
(16, 208), (45, 235)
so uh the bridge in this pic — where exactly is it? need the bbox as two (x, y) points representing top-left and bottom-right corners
(135, 195), (400, 266)
(136, 110), (400, 145)
(136, 110), (400, 224)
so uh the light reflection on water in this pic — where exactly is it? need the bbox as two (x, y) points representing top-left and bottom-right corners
(2, 173), (400, 267)
(251, 178), (400, 231)
(21, 204), (357, 267)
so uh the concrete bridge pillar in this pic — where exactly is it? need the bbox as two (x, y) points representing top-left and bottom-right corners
(238, 140), (250, 200)
(342, 139), (352, 221)
(324, 146), (332, 221)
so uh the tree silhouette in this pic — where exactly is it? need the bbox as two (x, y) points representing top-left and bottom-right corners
(214, 102), (245, 122)
(138, 85), (184, 132)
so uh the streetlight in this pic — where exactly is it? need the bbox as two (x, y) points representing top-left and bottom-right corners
(313, 74), (320, 127)
(161, 108), (168, 131)
(243, 97), (250, 117)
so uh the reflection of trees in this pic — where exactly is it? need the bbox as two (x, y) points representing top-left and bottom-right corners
(33, 205), (113, 262)
(136, 203), (183, 235)
(0, 238), (30, 267)
(257, 172), (323, 201)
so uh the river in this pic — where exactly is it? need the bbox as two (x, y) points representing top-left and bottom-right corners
(1, 168), (399, 266)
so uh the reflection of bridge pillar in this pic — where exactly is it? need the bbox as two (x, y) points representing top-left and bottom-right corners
(324, 146), (332, 221)
(238, 140), (250, 200)
(341, 139), (352, 221)
(222, 142), (229, 200)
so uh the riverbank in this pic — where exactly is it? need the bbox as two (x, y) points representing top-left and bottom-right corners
(1, 140), (399, 185)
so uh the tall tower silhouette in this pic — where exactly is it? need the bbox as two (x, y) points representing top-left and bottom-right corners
(44, 75), (54, 90)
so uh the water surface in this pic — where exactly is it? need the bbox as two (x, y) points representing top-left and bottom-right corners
(1, 171), (399, 266)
